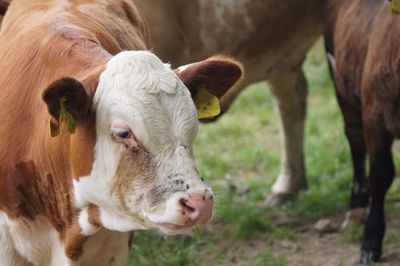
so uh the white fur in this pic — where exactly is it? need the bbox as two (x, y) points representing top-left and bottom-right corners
(1, 51), (213, 265)
(144, 192), (188, 224)
(0, 213), (69, 266)
(269, 69), (308, 197)
(141, 146), (213, 229)
(0, 50), (213, 265)
(78, 206), (100, 236)
(0, 211), (132, 266)
(98, 207), (147, 232)
(78, 204), (145, 236)
(93, 51), (198, 154)
(74, 51), (211, 232)
(0, 212), (31, 266)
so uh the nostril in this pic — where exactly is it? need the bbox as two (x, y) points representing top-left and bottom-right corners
(179, 198), (196, 213)
(179, 194), (214, 224)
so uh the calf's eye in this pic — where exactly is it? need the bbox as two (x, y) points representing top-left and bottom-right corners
(116, 129), (130, 138)
(111, 127), (131, 139)
(110, 125), (138, 147)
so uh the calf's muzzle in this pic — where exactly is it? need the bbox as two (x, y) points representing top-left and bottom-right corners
(180, 192), (213, 224)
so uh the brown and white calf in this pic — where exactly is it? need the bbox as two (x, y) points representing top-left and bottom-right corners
(132, 0), (326, 205)
(325, 0), (400, 263)
(0, 0), (243, 265)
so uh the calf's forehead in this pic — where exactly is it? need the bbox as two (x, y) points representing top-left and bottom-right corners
(93, 51), (198, 153)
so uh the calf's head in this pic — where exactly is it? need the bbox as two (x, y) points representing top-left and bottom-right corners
(43, 51), (243, 234)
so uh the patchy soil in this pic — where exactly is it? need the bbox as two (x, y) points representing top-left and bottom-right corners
(271, 228), (400, 266)
(199, 203), (400, 266)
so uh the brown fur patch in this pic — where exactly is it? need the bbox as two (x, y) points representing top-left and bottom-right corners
(176, 56), (244, 100)
(88, 203), (102, 228)
(0, 4), (150, 265)
(325, 0), (400, 136)
(70, 113), (97, 179)
(4, 161), (73, 233)
(0, 0), (149, 225)
(175, 56), (245, 122)
(64, 215), (89, 261)
(6, 161), (43, 219)
(0, 0), (154, 264)
(324, 0), (400, 259)
(64, 205), (101, 261)
(112, 146), (154, 213)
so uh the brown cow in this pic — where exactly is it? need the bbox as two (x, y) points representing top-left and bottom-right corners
(132, 0), (326, 205)
(325, 0), (399, 263)
(0, 0), (243, 265)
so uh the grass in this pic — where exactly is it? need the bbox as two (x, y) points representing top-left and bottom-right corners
(128, 232), (199, 266)
(255, 250), (288, 266)
(129, 40), (400, 265)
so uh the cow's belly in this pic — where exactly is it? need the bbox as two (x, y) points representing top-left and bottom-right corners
(0, 213), (68, 266)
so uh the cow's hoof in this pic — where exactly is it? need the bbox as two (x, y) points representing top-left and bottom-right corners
(360, 249), (381, 265)
(340, 208), (368, 230)
(261, 193), (293, 208)
(360, 240), (382, 265)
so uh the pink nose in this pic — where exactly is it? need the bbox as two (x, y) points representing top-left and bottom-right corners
(180, 193), (214, 224)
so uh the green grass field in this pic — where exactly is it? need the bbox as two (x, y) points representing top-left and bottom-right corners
(128, 40), (400, 266)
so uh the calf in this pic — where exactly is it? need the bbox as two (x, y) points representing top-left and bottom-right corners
(132, 0), (326, 205)
(0, 0), (243, 265)
(325, 0), (400, 263)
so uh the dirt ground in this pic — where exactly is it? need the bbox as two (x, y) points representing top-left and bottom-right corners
(200, 204), (400, 266)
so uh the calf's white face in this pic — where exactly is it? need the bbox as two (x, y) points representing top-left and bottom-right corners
(75, 51), (214, 234)
(44, 51), (243, 235)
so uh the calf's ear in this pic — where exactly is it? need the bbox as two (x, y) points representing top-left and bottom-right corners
(175, 55), (244, 120)
(42, 77), (92, 137)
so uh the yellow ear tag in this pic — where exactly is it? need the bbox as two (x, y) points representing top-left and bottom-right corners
(49, 117), (60, 137)
(194, 86), (221, 119)
(49, 97), (76, 137)
(390, 0), (400, 14)
(59, 96), (76, 134)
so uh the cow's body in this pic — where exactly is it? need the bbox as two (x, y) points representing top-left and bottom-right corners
(0, 1), (243, 265)
(0, 2), (145, 264)
(325, 0), (399, 263)
(132, 0), (326, 204)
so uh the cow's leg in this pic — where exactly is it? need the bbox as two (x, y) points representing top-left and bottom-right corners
(335, 94), (369, 229)
(360, 118), (394, 264)
(265, 67), (308, 206)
